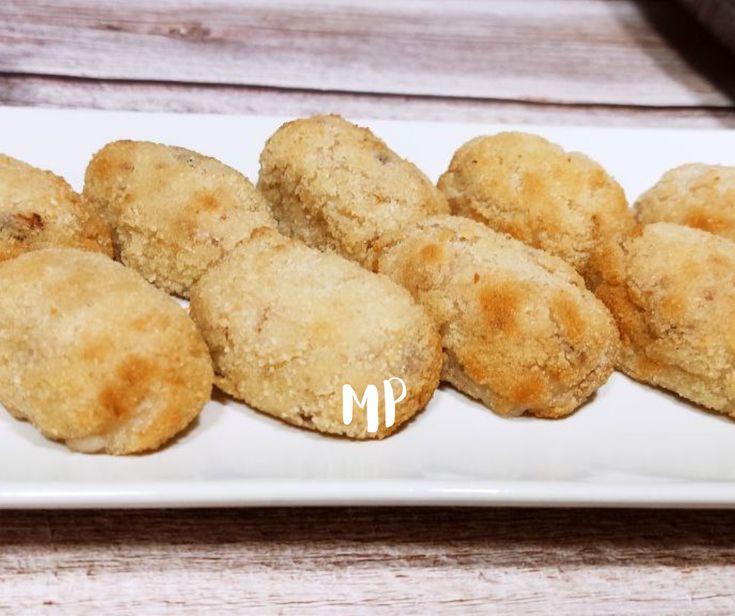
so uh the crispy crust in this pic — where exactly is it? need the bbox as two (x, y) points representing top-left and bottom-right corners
(189, 228), (442, 438)
(0, 154), (113, 262)
(437, 132), (634, 284)
(377, 215), (620, 418)
(635, 164), (735, 241)
(0, 248), (213, 454)
(594, 222), (735, 415)
(83, 140), (277, 297)
(257, 114), (449, 270)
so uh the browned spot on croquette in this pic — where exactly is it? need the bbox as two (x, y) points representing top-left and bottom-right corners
(686, 210), (725, 234)
(92, 150), (134, 182)
(588, 168), (609, 190)
(99, 356), (156, 420)
(510, 373), (547, 407)
(193, 191), (219, 212)
(707, 252), (732, 270)
(478, 281), (522, 334)
(419, 242), (443, 263)
(49, 269), (100, 306)
(79, 335), (112, 362)
(633, 352), (659, 381)
(551, 293), (585, 346)
(16, 212), (44, 230)
(521, 172), (543, 200)
(660, 291), (686, 323)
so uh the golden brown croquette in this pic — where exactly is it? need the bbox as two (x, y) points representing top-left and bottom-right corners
(437, 132), (634, 285)
(377, 215), (620, 418)
(0, 154), (112, 262)
(257, 114), (449, 270)
(595, 222), (735, 415)
(83, 140), (277, 297)
(635, 164), (735, 241)
(0, 248), (213, 454)
(189, 228), (441, 438)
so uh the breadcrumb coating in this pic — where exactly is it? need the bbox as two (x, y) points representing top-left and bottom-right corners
(437, 132), (634, 284)
(0, 154), (112, 262)
(0, 248), (213, 454)
(189, 228), (442, 438)
(635, 164), (735, 241)
(378, 216), (619, 418)
(595, 222), (735, 415)
(257, 114), (449, 270)
(83, 140), (277, 297)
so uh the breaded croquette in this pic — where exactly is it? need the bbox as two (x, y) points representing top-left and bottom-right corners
(0, 248), (213, 454)
(189, 228), (442, 438)
(595, 222), (735, 415)
(0, 154), (112, 262)
(257, 114), (449, 270)
(635, 164), (735, 241)
(83, 140), (277, 297)
(378, 215), (619, 418)
(437, 132), (634, 284)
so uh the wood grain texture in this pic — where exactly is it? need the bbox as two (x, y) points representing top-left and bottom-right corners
(2, 74), (735, 128)
(2, 507), (735, 614)
(1, 0), (734, 108)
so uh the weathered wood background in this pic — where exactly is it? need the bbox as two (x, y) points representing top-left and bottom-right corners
(1, 0), (734, 125)
(1, 1), (735, 613)
(3, 507), (735, 614)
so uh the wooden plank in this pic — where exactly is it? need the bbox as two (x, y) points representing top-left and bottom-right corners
(1, 74), (734, 128)
(1, 0), (734, 107)
(2, 507), (735, 614)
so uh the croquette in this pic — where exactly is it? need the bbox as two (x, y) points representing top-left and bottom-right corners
(635, 164), (735, 241)
(0, 154), (112, 262)
(257, 114), (449, 270)
(189, 228), (442, 438)
(595, 222), (735, 415)
(377, 215), (619, 418)
(437, 132), (634, 284)
(0, 248), (213, 454)
(83, 140), (277, 297)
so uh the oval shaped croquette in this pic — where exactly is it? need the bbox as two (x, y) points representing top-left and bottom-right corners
(437, 132), (634, 284)
(257, 114), (449, 270)
(595, 222), (735, 415)
(83, 140), (277, 297)
(0, 154), (112, 262)
(189, 228), (442, 438)
(635, 164), (735, 241)
(377, 216), (620, 418)
(0, 248), (213, 454)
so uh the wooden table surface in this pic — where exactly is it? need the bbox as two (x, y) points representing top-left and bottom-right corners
(1, 1), (735, 613)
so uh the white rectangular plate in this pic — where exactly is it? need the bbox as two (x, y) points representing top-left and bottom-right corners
(2, 106), (735, 509)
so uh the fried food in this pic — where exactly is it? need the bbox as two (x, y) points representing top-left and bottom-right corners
(595, 222), (735, 415)
(0, 154), (112, 262)
(189, 228), (441, 438)
(257, 120), (617, 418)
(377, 215), (619, 418)
(0, 248), (213, 454)
(437, 132), (634, 284)
(257, 114), (449, 270)
(635, 164), (735, 241)
(83, 140), (277, 297)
